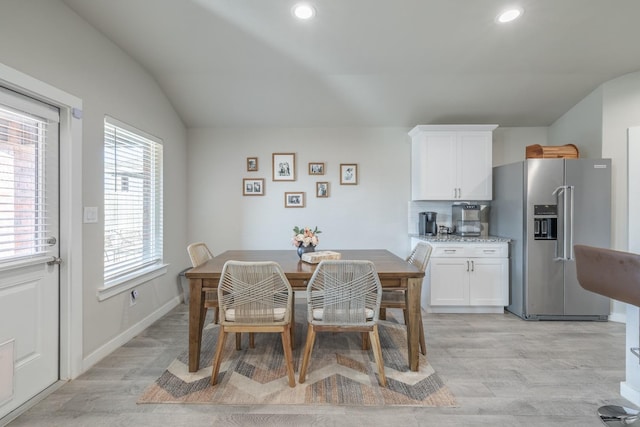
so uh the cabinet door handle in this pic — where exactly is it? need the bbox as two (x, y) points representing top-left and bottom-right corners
(466, 260), (470, 271)
(471, 260), (475, 272)
(444, 249), (457, 254)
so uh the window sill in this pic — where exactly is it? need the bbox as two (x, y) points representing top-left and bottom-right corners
(97, 263), (168, 301)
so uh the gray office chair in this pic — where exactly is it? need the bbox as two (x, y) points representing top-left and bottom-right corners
(574, 244), (640, 426)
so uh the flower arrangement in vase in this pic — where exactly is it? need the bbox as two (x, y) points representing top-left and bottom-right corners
(292, 226), (321, 258)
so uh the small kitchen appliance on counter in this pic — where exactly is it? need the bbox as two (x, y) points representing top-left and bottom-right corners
(418, 211), (438, 235)
(452, 203), (481, 236)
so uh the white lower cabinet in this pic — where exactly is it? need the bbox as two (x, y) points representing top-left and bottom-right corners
(426, 242), (508, 313)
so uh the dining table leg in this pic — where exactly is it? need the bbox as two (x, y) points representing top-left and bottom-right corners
(406, 277), (422, 371)
(188, 277), (205, 372)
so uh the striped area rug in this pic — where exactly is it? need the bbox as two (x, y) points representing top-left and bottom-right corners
(138, 311), (457, 406)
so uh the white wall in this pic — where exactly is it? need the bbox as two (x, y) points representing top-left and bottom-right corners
(0, 0), (188, 362)
(493, 127), (549, 167)
(601, 72), (640, 252)
(549, 86), (604, 159)
(187, 127), (412, 258)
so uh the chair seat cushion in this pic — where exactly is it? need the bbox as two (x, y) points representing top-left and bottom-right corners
(224, 307), (286, 322)
(312, 308), (374, 321)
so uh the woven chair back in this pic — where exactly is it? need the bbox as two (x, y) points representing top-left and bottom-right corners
(407, 241), (433, 272)
(306, 260), (382, 326)
(218, 261), (292, 326)
(187, 242), (213, 267)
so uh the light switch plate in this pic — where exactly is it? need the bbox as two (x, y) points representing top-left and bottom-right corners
(83, 207), (98, 223)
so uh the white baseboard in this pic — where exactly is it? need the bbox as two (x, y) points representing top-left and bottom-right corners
(81, 296), (181, 373)
(609, 311), (627, 324)
(425, 305), (505, 314)
(621, 381), (640, 407)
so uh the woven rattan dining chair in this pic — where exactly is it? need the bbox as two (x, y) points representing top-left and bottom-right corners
(211, 261), (296, 387)
(187, 242), (248, 350)
(379, 241), (432, 355)
(298, 260), (387, 387)
(187, 242), (218, 322)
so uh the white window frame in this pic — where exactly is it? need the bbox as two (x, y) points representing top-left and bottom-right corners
(98, 116), (165, 300)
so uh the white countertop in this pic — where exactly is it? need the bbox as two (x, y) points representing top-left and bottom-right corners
(410, 234), (511, 243)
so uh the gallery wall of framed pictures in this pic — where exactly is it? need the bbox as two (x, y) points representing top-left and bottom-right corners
(242, 153), (357, 207)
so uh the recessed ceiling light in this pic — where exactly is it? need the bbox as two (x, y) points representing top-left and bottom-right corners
(496, 7), (523, 23)
(292, 3), (316, 20)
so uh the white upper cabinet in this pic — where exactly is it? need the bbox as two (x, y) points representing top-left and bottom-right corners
(410, 124), (497, 201)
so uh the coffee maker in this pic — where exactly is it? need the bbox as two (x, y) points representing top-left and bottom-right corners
(452, 203), (481, 236)
(418, 211), (438, 235)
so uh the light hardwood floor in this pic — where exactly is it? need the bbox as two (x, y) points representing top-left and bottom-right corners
(6, 303), (633, 427)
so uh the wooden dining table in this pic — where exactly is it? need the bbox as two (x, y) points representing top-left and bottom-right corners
(185, 249), (425, 372)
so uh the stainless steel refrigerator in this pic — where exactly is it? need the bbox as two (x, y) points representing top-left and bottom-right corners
(491, 158), (611, 320)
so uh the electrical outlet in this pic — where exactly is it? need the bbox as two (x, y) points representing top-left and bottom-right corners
(130, 289), (138, 306)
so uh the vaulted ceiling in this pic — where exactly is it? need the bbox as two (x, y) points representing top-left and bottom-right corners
(61, 0), (640, 128)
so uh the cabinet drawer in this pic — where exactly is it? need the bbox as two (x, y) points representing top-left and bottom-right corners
(468, 244), (508, 257)
(431, 246), (467, 257)
(430, 243), (508, 258)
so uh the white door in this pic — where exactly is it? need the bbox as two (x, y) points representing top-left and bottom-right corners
(0, 88), (59, 419)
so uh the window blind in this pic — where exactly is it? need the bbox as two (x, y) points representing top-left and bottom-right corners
(0, 93), (58, 263)
(104, 116), (163, 284)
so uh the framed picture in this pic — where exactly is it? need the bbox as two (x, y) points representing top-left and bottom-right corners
(242, 178), (265, 196)
(284, 191), (305, 208)
(247, 157), (258, 172)
(316, 181), (329, 198)
(308, 162), (325, 175)
(340, 163), (358, 185)
(272, 153), (296, 181)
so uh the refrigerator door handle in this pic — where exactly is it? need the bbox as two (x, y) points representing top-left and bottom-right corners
(552, 185), (568, 260)
(567, 185), (575, 260)
(551, 185), (565, 197)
